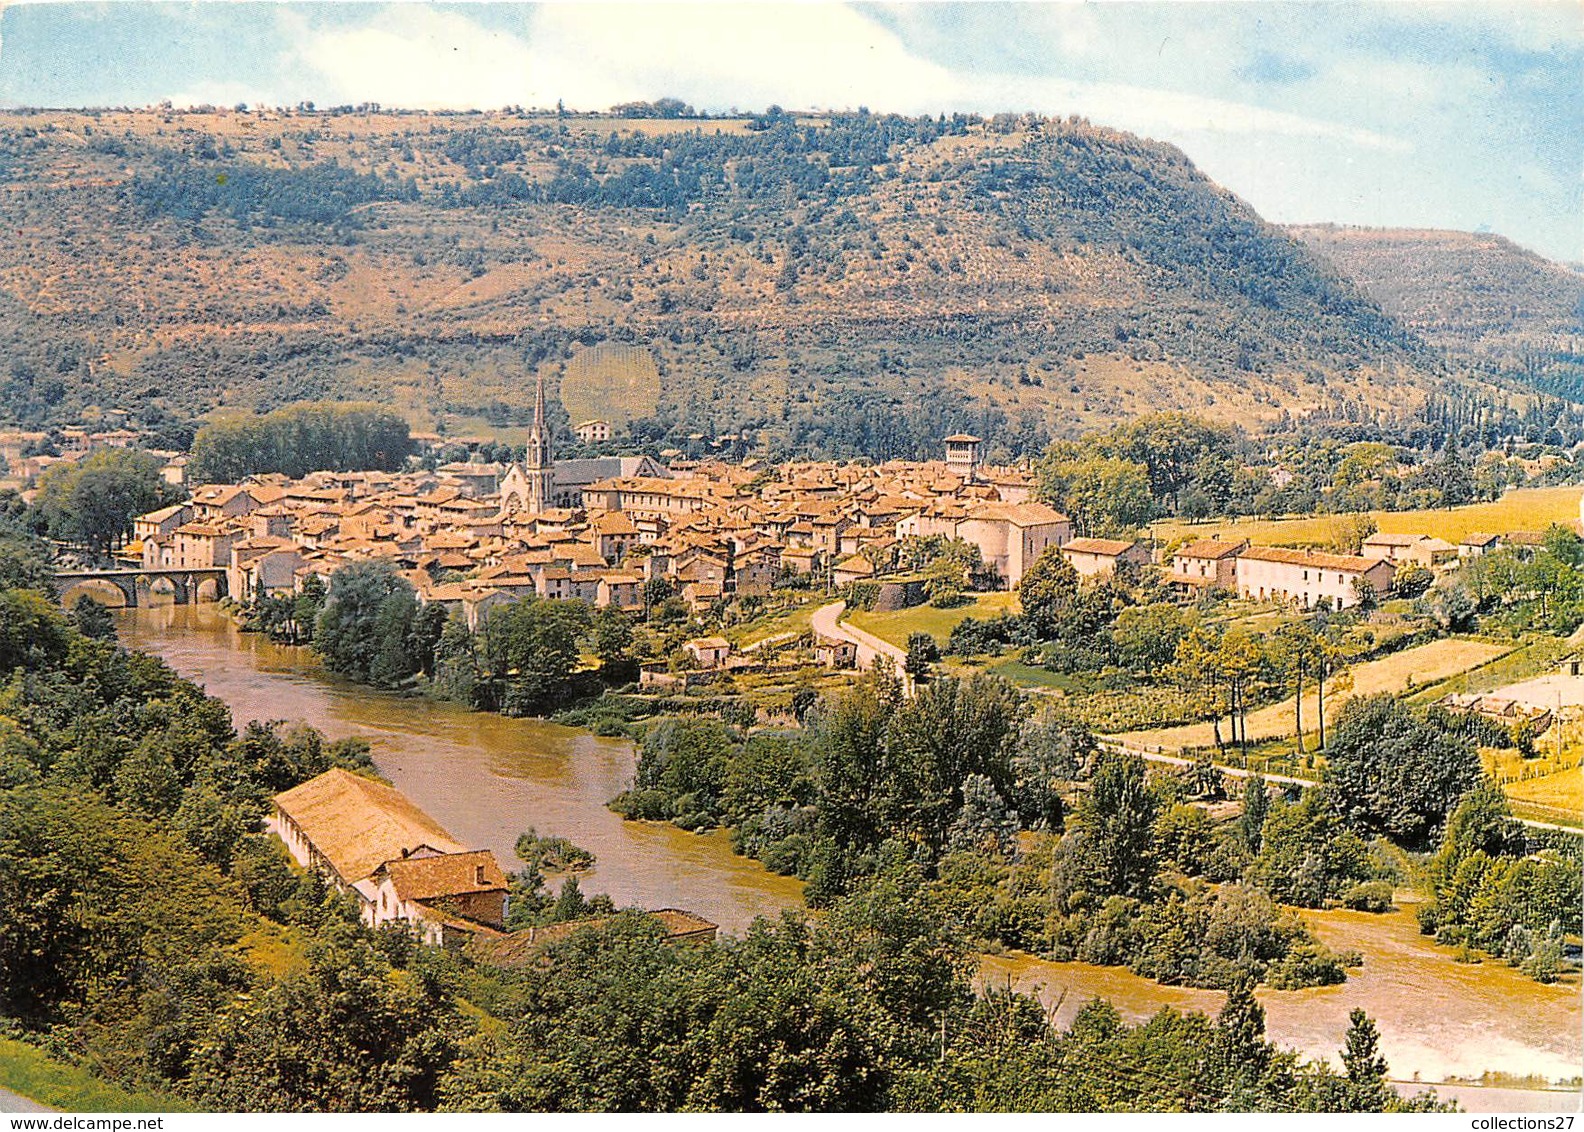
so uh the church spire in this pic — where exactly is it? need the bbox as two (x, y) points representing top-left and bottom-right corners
(524, 370), (554, 513)
(532, 370), (547, 445)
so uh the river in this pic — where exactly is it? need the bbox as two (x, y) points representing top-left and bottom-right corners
(117, 605), (1581, 1112)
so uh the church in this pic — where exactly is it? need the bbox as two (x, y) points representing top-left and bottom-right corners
(497, 374), (669, 515)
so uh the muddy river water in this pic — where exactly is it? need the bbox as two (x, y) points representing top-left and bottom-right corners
(118, 605), (1581, 1112)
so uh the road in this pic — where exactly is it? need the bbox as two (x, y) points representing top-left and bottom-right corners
(811, 601), (914, 695)
(0, 1086), (51, 1113)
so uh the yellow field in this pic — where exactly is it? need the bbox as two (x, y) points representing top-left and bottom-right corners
(559, 342), (662, 429)
(846, 592), (1021, 649)
(1120, 637), (1512, 749)
(1156, 486), (1584, 548)
(1505, 766), (1583, 827)
(0, 1037), (195, 1112)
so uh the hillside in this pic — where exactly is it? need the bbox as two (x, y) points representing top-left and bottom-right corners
(1290, 224), (1584, 403)
(0, 106), (1500, 458)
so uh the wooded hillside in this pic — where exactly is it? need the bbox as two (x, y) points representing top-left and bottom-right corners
(1290, 225), (1584, 407)
(0, 106), (1527, 458)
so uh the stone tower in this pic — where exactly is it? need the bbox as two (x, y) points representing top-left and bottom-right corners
(524, 371), (555, 513)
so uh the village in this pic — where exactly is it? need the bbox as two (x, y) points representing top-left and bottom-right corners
(103, 381), (1503, 683)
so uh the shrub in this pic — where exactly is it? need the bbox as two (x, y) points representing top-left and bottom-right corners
(1340, 880), (1394, 913)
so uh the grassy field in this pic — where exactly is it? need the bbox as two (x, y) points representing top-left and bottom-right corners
(1506, 766), (1584, 827)
(733, 600), (821, 648)
(0, 1038), (195, 1112)
(1120, 636), (1512, 749)
(1408, 635), (1578, 705)
(1155, 486), (1583, 548)
(847, 592), (1020, 650)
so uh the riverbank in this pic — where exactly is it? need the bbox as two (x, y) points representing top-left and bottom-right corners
(118, 603), (802, 935)
(117, 603), (1583, 1107)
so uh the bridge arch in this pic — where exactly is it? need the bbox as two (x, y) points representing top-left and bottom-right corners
(61, 578), (133, 609)
(142, 575), (181, 606)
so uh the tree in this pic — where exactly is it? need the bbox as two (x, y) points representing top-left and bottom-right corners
(1392, 563), (1433, 599)
(882, 674), (1024, 860)
(480, 598), (593, 715)
(1113, 603), (1189, 673)
(1339, 1009), (1390, 1111)
(1071, 749), (1158, 898)
(904, 631), (939, 681)
(71, 594), (117, 641)
(1170, 623), (1230, 752)
(0, 588), (70, 673)
(35, 448), (178, 559)
(1326, 696), (1483, 844)
(593, 605), (637, 683)
(1010, 713), (1093, 829)
(189, 402), (413, 482)
(1037, 454), (1155, 537)
(1017, 547), (1080, 639)
(1240, 773), (1269, 851)
(314, 561), (421, 687)
(1274, 621), (1317, 754)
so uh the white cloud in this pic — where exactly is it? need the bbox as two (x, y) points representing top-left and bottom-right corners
(287, 6), (546, 109)
(281, 1), (1408, 154)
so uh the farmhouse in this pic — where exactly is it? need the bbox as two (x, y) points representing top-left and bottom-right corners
(1235, 547), (1395, 610)
(1060, 537), (1149, 579)
(1360, 532), (1459, 569)
(684, 636), (732, 669)
(1169, 538), (1248, 591)
(268, 768), (508, 947)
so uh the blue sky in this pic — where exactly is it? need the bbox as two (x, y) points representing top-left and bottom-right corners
(0, 2), (1577, 261)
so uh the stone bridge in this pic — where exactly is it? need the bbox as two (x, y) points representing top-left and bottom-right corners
(55, 566), (227, 609)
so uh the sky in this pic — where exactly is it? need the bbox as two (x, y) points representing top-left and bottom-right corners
(0, 2), (1577, 262)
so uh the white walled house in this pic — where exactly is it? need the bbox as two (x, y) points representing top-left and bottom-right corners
(1060, 537), (1150, 579)
(1235, 547), (1395, 610)
(1169, 538), (1248, 591)
(269, 768), (508, 947)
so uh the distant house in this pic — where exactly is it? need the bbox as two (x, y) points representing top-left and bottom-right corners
(1061, 537), (1149, 579)
(684, 636), (731, 668)
(1169, 538), (1248, 592)
(814, 634), (858, 670)
(952, 501), (1072, 587)
(832, 554), (875, 587)
(1235, 547), (1395, 610)
(574, 419), (612, 444)
(268, 768), (508, 947)
(1361, 532), (1458, 569)
(133, 503), (194, 548)
(1459, 532), (1501, 559)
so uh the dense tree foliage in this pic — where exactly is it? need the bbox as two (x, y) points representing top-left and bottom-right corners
(1418, 786), (1581, 981)
(34, 447), (180, 559)
(189, 402), (413, 482)
(314, 561), (433, 688)
(1325, 696), (1483, 845)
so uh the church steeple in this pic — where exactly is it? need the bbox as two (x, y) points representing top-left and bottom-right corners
(524, 371), (554, 512)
